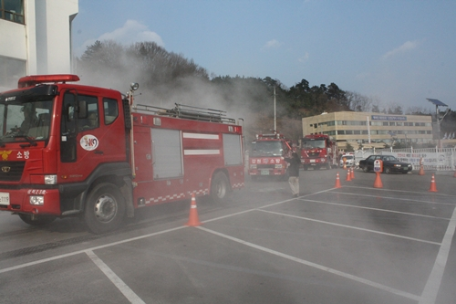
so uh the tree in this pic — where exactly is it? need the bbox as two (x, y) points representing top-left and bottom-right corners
(346, 91), (372, 112)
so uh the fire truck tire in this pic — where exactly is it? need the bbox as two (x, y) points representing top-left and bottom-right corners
(210, 172), (230, 203)
(18, 214), (56, 226)
(84, 183), (126, 234)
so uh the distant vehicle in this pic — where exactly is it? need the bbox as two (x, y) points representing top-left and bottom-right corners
(300, 134), (338, 170)
(339, 154), (354, 168)
(248, 133), (293, 180)
(359, 155), (412, 174)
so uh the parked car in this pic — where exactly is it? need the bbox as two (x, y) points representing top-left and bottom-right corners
(339, 155), (354, 168)
(358, 155), (412, 174)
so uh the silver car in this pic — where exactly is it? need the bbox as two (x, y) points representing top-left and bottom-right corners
(340, 155), (354, 167)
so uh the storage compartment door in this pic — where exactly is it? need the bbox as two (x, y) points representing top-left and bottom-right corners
(151, 129), (183, 179)
(223, 134), (243, 166)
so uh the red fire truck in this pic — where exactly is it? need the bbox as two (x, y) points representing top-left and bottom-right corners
(0, 74), (244, 233)
(300, 134), (338, 170)
(248, 133), (293, 180)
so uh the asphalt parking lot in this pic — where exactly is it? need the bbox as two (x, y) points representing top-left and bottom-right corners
(0, 169), (455, 304)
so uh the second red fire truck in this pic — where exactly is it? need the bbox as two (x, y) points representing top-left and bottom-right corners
(0, 74), (244, 233)
(300, 134), (338, 170)
(248, 133), (293, 180)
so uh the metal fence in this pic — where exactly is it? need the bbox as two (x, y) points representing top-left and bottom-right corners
(353, 147), (456, 171)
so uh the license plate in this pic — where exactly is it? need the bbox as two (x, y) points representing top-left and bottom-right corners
(310, 159), (315, 163)
(0, 192), (10, 205)
(261, 170), (270, 175)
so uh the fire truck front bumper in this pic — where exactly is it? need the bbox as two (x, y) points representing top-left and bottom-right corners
(0, 188), (61, 215)
(249, 168), (287, 176)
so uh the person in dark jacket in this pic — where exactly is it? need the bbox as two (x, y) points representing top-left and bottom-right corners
(285, 152), (301, 197)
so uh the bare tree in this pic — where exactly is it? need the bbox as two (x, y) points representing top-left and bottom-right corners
(346, 91), (372, 112)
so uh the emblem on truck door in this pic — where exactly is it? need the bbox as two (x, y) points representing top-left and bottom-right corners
(80, 135), (99, 151)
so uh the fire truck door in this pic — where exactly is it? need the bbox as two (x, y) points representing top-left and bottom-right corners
(60, 93), (115, 181)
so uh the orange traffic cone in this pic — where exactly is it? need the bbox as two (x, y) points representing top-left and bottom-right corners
(350, 167), (355, 179)
(346, 168), (352, 181)
(186, 194), (202, 226)
(373, 172), (383, 188)
(334, 172), (341, 188)
(429, 174), (437, 192)
(419, 164), (425, 176)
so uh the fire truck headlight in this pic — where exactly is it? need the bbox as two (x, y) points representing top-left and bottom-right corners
(44, 175), (57, 185)
(275, 164), (283, 169)
(250, 164), (257, 169)
(30, 196), (44, 206)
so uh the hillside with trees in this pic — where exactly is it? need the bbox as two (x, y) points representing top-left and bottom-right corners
(77, 40), (451, 143)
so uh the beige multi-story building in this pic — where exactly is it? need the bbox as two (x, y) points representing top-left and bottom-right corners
(0, 0), (78, 90)
(302, 111), (434, 149)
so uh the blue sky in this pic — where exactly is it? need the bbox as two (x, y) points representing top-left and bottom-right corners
(73, 0), (456, 112)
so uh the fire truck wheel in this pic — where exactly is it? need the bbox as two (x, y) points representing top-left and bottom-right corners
(210, 172), (230, 203)
(18, 214), (56, 226)
(85, 183), (126, 234)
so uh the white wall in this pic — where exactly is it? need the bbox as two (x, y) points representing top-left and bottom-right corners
(0, 0), (78, 83)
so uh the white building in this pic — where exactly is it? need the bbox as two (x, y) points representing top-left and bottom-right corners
(0, 0), (78, 90)
(302, 111), (434, 149)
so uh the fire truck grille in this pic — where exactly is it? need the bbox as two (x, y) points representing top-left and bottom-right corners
(0, 162), (25, 181)
(257, 164), (275, 169)
(308, 152), (320, 157)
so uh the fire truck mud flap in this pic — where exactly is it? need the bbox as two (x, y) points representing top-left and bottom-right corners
(210, 171), (231, 203)
(84, 182), (126, 234)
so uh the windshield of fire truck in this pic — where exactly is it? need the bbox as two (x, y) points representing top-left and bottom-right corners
(251, 141), (284, 157)
(0, 99), (54, 143)
(302, 139), (325, 149)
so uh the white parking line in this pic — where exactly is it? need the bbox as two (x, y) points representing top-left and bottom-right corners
(0, 226), (185, 274)
(257, 209), (441, 245)
(197, 226), (421, 302)
(335, 191), (455, 206)
(299, 198), (451, 220)
(419, 206), (456, 304)
(342, 186), (456, 199)
(86, 250), (146, 304)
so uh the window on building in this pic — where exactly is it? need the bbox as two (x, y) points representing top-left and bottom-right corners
(345, 130), (353, 135)
(1, 0), (24, 24)
(383, 122), (388, 126)
(389, 122), (396, 126)
(354, 130), (360, 135)
(337, 130), (345, 135)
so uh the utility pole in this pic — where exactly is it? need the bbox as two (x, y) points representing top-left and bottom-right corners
(273, 85), (277, 133)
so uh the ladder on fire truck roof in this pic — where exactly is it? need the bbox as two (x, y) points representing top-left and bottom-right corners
(132, 103), (236, 124)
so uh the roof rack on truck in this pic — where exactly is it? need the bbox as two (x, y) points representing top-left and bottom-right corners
(132, 103), (236, 124)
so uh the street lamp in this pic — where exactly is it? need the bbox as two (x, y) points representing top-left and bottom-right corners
(426, 98), (449, 148)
